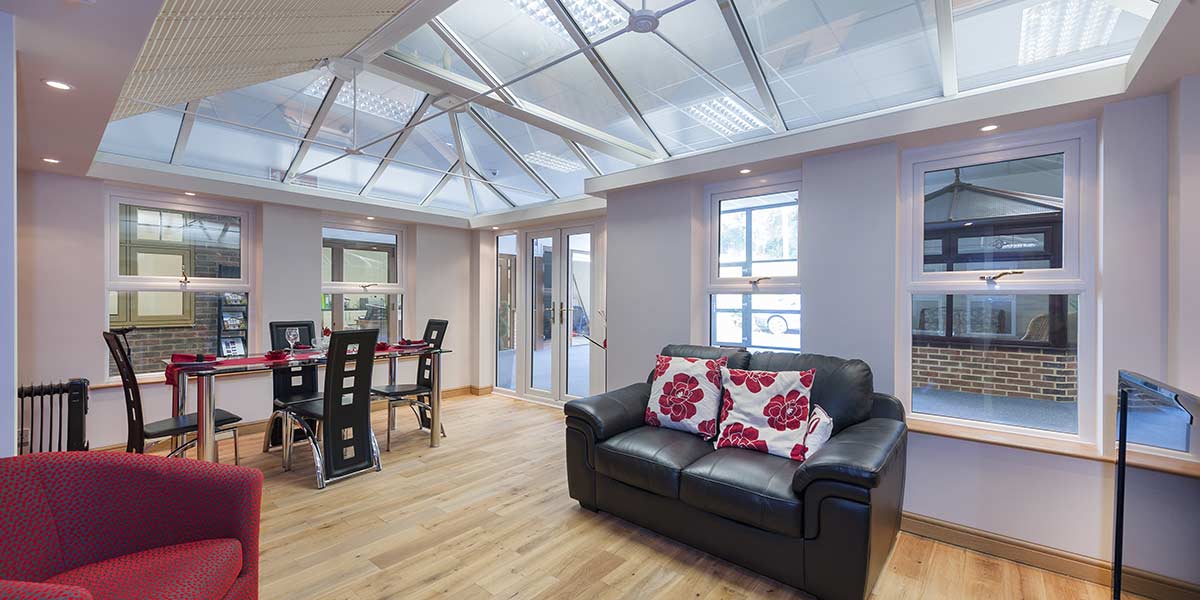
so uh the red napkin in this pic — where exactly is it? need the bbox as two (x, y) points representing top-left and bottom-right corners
(294, 343), (312, 350)
(264, 350), (288, 361)
(165, 354), (216, 387)
(375, 341), (391, 351)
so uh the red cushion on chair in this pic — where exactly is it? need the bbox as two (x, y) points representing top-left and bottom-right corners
(46, 539), (242, 600)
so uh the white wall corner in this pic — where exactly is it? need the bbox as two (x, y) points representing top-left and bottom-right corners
(1, 11), (17, 457)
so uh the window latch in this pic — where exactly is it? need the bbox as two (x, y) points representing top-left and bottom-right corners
(179, 267), (190, 286)
(749, 276), (771, 287)
(980, 270), (1023, 283)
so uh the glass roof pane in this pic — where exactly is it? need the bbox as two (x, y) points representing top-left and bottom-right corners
(954, 0), (1150, 91)
(581, 145), (634, 174)
(471, 180), (514, 212)
(427, 171), (475, 212)
(388, 24), (487, 84)
(179, 120), (298, 180)
(592, 30), (770, 154)
(193, 70), (329, 139)
(368, 113), (458, 203)
(310, 72), (425, 151)
(293, 137), (393, 194)
(735, 0), (941, 129)
(439, 0), (651, 147)
(653, 0), (769, 111)
(98, 104), (185, 162)
(457, 112), (556, 205)
(472, 106), (587, 197)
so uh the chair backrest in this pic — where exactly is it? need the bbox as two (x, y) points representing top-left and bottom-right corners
(416, 319), (449, 388)
(269, 321), (318, 400)
(269, 321), (316, 350)
(102, 331), (145, 453)
(321, 329), (378, 480)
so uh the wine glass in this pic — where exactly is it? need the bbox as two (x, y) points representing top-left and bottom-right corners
(285, 327), (300, 355)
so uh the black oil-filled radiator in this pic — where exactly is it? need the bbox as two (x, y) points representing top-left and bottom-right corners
(17, 378), (89, 454)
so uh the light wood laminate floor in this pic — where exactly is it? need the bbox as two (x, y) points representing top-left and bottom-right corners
(200, 394), (1122, 600)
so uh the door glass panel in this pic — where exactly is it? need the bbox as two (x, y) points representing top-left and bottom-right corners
(567, 232), (593, 397)
(530, 236), (554, 391)
(496, 235), (518, 390)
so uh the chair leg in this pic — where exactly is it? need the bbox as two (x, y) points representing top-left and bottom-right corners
(386, 402), (394, 452)
(262, 411), (280, 453)
(166, 437), (197, 458)
(369, 428), (382, 473)
(295, 417), (325, 489)
(282, 413), (294, 471)
(232, 427), (240, 466)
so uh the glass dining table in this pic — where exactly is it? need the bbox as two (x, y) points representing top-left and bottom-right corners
(166, 348), (450, 462)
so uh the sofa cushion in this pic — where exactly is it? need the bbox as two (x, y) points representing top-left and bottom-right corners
(46, 539), (242, 600)
(646, 355), (726, 439)
(679, 448), (805, 538)
(596, 426), (715, 498)
(716, 367), (833, 462)
(647, 345), (751, 383)
(747, 352), (874, 434)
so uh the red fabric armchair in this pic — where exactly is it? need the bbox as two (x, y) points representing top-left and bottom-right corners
(0, 452), (262, 600)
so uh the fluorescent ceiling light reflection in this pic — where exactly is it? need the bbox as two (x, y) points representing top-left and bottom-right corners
(523, 150), (585, 173)
(508, 0), (626, 39)
(303, 76), (417, 124)
(683, 96), (767, 138)
(1017, 0), (1121, 65)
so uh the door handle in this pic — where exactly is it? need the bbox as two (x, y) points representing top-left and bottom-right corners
(559, 302), (566, 326)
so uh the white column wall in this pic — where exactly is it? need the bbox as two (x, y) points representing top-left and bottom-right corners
(1167, 75), (1200, 393)
(0, 10), (16, 457)
(258, 203), (323, 344)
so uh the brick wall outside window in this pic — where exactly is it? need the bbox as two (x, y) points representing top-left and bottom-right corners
(912, 340), (1077, 402)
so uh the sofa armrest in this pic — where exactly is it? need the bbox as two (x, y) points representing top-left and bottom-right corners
(870, 392), (906, 421)
(563, 382), (651, 441)
(0, 580), (93, 599)
(792, 418), (906, 494)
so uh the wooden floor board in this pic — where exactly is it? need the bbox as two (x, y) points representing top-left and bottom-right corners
(184, 394), (1125, 600)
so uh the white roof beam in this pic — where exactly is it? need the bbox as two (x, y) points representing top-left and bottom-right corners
(467, 163), (517, 208)
(345, 0), (462, 63)
(934, 0), (959, 97)
(420, 160), (460, 207)
(360, 93), (437, 196)
(448, 112), (478, 213)
(170, 100), (200, 164)
(369, 55), (655, 165)
(283, 77), (345, 182)
(715, 0), (786, 132)
(428, 18), (520, 106)
(569, 140), (602, 176)
(543, 0), (670, 158)
(467, 107), (558, 198)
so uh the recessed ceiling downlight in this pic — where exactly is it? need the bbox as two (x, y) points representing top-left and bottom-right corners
(980, 124), (999, 132)
(739, 168), (752, 174)
(42, 158), (61, 164)
(43, 80), (73, 91)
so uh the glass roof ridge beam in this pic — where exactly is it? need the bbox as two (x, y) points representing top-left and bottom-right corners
(360, 93), (437, 196)
(428, 18), (521, 106)
(568, 140), (601, 176)
(467, 163), (517, 208)
(543, 0), (671, 158)
(421, 160), (461, 206)
(467, 107), (559, 198)
(934, 0), (959, 97)
(283, 76), (346, 182)
(370, 56), (656, 164)
(170, 99), (200, 164)
(449, 112), (480, 213)
(716, 0), (786, 132)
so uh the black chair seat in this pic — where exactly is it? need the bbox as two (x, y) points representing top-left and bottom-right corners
(679, 448), (805, 538)
(287, 399), (326, 421)
(372, 384), (431, 398)
(144, 409), (243, 440)
(273, 391), (323, 409)
(595, 426), (714, 499)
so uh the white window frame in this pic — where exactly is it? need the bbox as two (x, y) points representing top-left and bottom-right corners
(897, 121), (1099, 449)
(320, 218), (406, 344)
(104, 187), (257, 378)
(704, 172), (804, 351)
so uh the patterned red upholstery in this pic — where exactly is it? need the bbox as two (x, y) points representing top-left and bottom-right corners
(0, 452), (263, 600)
(47, 539), (242, 600)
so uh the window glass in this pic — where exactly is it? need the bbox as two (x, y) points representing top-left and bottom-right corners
(717, 191), (798, 278)
(342, 293), (390, 343)
(711, 293), (801, 351)
(911, 293), (1078, 433)
(496, 234), (518, 390)
(321, 227), (401, 343)
(108, 291), (247, 375)
(922, 154), (1063, 273)
(322, 227), (397, 284)
(118, 204), (241, 279)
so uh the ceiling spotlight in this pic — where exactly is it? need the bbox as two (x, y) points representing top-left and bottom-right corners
(739, 168), (752, 174)
(184, 192), (196, 196)
(963, 221), (975, 227)
(980, 124), (999, 132)
(42, 157), (61, 164)
(43, 80), (73, 91)
(366, 216), (376, 220)
(491, 226), (500, 230)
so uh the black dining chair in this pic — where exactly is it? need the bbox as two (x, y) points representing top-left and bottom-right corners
(372, 319), (448, 451)
(280, 329), (382, 489)
(102, 331), (243, 463)
(263, 321), (322, 455)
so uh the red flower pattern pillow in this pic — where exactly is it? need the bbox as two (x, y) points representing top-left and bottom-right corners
(716, 367), (833, 462)
(645, 355), (727, 439)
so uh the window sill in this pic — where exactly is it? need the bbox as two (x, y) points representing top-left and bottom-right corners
(908, 417), (1200, 478)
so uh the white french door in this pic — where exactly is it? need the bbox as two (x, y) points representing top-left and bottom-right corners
(523, 226), (597, 403)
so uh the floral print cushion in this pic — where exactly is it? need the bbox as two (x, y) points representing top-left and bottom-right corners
(716, 367), (833, 462)
(644, 355), (728, 440)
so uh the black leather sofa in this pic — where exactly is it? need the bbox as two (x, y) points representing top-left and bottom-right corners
(564, 345), (907, 600)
